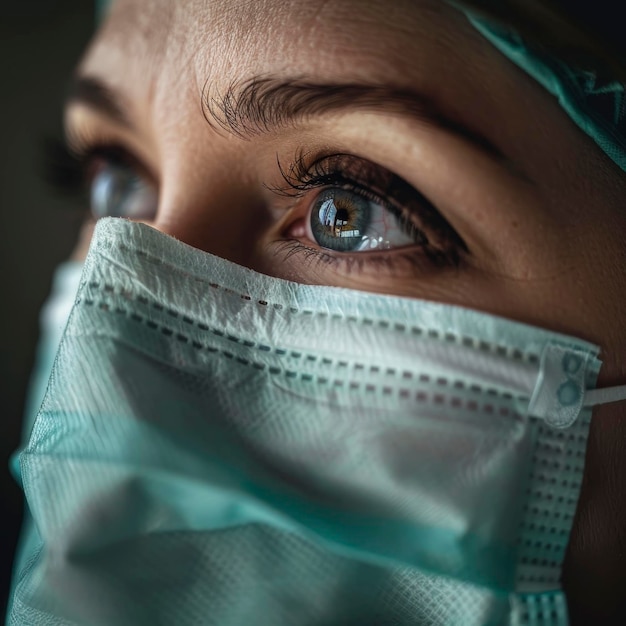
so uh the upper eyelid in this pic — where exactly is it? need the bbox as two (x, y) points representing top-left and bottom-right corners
(271, 151), (390, 190)
(276, 173), (401, 221)
(64, 99), (161, 186)
(271, 151), (425, 213)
(70, 137), (159, 189)
(66, 76), (134, 132)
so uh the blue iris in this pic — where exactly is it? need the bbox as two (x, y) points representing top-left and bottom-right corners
(310, 188), (372, 252)
(90, 162), (157, 220)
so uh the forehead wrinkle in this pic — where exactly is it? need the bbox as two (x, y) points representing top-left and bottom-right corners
(93, 0), (476, 111)
(183, 0), (466, 99)
(91, 0), (481, 95)
(184, 0), (453, 78)
(96, 0), (173, 69)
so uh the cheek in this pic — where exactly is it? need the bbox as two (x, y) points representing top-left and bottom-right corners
(70, 220), (97, 262)
(562, 401), (626, 621)
(557, 214), (626, 619)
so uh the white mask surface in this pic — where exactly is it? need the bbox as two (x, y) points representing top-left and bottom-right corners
(8, 218), (626, 625)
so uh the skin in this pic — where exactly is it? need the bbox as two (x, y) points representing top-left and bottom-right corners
(66, 0), (626, 622)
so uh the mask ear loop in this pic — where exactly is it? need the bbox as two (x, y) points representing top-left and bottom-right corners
(585, 384), (626, 406)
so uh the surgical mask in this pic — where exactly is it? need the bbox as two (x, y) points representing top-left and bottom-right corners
(19, 262), (84, 439)
(6, 261), (84, 615)
(8, 218), (626, 626)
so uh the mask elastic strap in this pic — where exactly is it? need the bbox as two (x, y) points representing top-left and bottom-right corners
(585, 384), (626, 407)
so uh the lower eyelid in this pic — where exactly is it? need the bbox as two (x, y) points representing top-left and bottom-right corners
(271, 239), (461, 279)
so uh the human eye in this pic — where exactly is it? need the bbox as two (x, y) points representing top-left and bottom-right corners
(88, 148), (158, 220)
(306, 186), (416, 253)
(277, 152), (467, 270)
(46, 139), (158, 221)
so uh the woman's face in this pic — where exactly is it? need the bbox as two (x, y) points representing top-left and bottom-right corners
(68, 0), (626, 620)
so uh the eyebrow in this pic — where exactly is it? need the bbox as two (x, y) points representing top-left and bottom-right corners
(66, 74), (502, 159)
(202, 76), (502, 157)
(66, 75), (134, 130)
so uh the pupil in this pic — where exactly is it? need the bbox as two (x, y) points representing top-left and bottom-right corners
(334, 208), (350, 235)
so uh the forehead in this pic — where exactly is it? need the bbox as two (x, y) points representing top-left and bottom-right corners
(81, 0), (500, 122)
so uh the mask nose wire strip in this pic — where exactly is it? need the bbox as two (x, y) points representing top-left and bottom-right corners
(584, 384), (626, 407)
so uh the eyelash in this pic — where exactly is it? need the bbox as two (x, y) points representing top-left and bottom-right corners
(43, 136), (134, 198)
(272, 151), (467, 269)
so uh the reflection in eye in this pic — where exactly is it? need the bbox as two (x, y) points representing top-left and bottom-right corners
(84, 157), (158, 220)
(310, 187), (419, 252)
(90, 159), (158, 220)
(43, 139), (158, 222)
(278, 152), (465, 267)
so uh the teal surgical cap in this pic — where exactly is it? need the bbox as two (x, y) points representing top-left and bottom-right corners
(466, 14), (626, 172)
(95, 0), (110, 23)
(94, 0), (626, 172)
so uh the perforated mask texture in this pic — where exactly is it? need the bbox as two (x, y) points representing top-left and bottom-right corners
(9, 219), (601, 625)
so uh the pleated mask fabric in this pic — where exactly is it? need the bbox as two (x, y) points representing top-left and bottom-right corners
(10, 218), (626, 625)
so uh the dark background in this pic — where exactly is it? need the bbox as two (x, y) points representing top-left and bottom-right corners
(0, 0), (94, 615)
